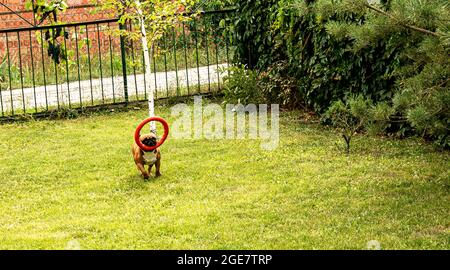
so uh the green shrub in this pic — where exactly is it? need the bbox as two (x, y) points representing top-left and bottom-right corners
(258, 61), (301, 109)
(229, 0), (449, 149)
(229, 0), (399, 112)
(222, 62), (300, 108)
(222, 65), (263, 104)
(325, 95), (372, 154)
(368, 102), (395, 135)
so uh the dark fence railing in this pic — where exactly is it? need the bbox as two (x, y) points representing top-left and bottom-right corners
(0, 9), (235, 119)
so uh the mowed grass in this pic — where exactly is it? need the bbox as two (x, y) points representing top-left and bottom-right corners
(0, 99), (449, 250)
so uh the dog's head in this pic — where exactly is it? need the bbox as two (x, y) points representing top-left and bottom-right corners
(140, 133), (158, 147)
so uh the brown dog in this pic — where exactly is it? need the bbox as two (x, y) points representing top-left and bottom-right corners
(132, 133), (162, 179)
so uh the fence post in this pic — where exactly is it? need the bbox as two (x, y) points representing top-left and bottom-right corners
(119, 21), (129, 105)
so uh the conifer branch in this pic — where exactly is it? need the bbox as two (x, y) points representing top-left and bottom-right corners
(364, 2), (440, 37)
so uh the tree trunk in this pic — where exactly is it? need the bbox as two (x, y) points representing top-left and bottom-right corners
(135, 0), (156, 134)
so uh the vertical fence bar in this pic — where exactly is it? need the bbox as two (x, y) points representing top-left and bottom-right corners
(131, 42), (139, 100)
(129, 25), (138, 101)
(74, 26), (83, 108)
(28, 30), (38, 113)
(31, 0), (37, 26)
(172, 28), (179, 97)
(54, 47), (60, 110)
(193, 19), (201, 94)
(182, 22), (190, 95)
(163, 32), (169, 98)
(0, 83), (3, 117)
(96, 24), (105, 104)
(5, 32), (14, 116)
(225, 31), (231, 76)
(108, 22), (116, 103)
(215, 38), (220, 91)
(205, 24), (211, 92)
(17, 32), (26, 113)
(138, 46), (147, 100)
(152, 46), (158, 100)
(119, 22), (129, 104)
(141, 48), (147, 100)
(85, 25), (94, 105)
(63, 27), (71, 108)
(39, 30), (48, 111)
(0, 33), (5, 115)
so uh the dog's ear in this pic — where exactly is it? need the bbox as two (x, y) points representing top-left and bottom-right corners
(140, 134), (150, 142)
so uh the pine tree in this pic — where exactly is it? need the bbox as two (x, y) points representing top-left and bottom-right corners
(308, 0), (450, 147)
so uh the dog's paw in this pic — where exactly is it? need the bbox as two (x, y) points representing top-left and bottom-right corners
(143, 173), (150, 180)
(155, 172), (162, 178)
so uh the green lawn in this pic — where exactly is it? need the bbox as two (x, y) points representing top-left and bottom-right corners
(0, 99), (449, 250)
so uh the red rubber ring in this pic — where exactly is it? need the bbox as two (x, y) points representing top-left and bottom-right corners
(134, 117), (170, 152)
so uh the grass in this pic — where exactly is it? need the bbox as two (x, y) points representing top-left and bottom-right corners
(0, 99), (448, 250)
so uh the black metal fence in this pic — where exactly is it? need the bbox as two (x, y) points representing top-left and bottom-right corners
(0, 9), (235, 119)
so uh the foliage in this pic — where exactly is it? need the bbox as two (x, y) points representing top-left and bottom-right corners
(193, 0), (235, 10)
(223, 62), (300, 108)
(25, 0), (68, 24)
(325, 95), (372, 154)
(222, 65), (263, 104)
(95, 0), (199, 53)
(26, 0), (70, 64)
(190, 0), (236, 43)
(258, 61), (301, 109)
(229, 0), (449, 148)
(313, 0), (450, 148)
(229, 0), (400, 112)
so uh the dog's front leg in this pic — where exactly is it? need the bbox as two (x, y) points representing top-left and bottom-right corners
(155, 159), (162, 177)
(148, 165), (153, 177)
(136, 163), (149, 179)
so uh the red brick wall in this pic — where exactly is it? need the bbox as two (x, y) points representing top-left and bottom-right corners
(0, 1), (183, 68)
(0, 1), (118, 65)
(0, 0), (111, 30)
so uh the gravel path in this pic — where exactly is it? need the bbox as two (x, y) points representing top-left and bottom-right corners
(0, 63), (228, 113)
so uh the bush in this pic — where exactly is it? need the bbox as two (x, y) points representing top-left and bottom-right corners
(222, 62), (301, 108)
(259, 61), (301, 109)
(229, 0), (449, 148)
(222, 65), (263, 104)
(229, 0), (399, 111)
(325, 95), (372, 154)
(317, 0), (450, 148)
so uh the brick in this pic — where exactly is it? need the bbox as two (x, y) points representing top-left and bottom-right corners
(0, 2), (112, 64)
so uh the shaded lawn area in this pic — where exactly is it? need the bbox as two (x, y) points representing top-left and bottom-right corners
(0, 100), (448, 250)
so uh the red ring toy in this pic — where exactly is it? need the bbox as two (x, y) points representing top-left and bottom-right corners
(134, 117), (169, 152)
